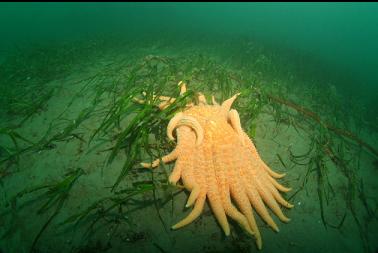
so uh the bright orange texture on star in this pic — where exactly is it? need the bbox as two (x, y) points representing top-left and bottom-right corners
(139, 82), (293, 250)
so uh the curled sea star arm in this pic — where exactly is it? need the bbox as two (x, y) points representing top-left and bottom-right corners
(140, 125), (192, 170)
(167, 112), (204, 146)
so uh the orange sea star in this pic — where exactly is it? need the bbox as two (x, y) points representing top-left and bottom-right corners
(137, 81), (293, 249)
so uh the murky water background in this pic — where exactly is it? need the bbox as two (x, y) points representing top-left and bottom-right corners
(0, 3), (377, 253)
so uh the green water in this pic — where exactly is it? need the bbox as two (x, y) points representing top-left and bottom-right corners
(0, 3), (377, 253)
(1, 3), (378, 102)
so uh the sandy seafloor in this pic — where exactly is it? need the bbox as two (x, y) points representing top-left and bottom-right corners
(0, 40), (377, 253)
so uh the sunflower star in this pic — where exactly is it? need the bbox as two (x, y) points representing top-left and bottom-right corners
(137, 81), (293, 249)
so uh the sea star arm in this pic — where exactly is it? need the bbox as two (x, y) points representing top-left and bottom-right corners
(263, 179), (294, 208)
(246, 185), (279, 232)
(140, 150), (178, 168)
(132, 91), (176, 110)
(228, 109), (246, 145)
(133, 81), (188, 110)
(213, 146), (255, 237)
(140, 124), (191, 170)
(242, 132), (287, 179)
(169, 126), (197, 188)
(230, 181), (262, 247)
(211, 95), (219, 105)
(229, 142), (263, 248)
(171, 192), (206, 229)
(221, 187), (254, 236)
(167, 112), (204, 146)
(178, 81), (187, 95)
(197, 92), (207, 105)
(207, 189), (230, 235)
(254, 179), (290, 222)
(228, 109), (292, 194)
(180, 146), (201, 207)
(194, 146), (229, 235)
(267, 176), (292, 192)
(221, 92), (241, 112)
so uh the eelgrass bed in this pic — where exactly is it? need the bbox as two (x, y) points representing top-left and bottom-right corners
(0, 35), (377, 253)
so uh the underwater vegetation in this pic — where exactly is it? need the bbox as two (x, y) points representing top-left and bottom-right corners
(0, 35), (377, 253)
